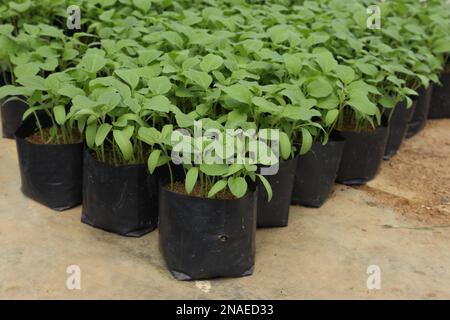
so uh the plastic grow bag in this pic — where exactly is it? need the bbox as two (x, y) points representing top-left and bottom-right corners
(336, 124), (389, 185)
(1, 96), (28, 139)
(384, 100), (417, 160)
(15, 114), (83, 211)
(428, 70), (450, 119)
(406, 85), (433, 138)
(257, 157), (298, 227)
(159, 186), (257, 281)
(81, 150), (158, 237)
(291, 134), (345, 208)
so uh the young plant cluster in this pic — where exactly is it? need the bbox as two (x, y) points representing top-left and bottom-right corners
(0, 0), (449, 198)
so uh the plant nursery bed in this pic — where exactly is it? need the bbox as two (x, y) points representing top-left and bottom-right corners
(1, 120), (449, 299)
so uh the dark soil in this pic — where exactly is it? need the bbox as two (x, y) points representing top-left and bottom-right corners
(26, 128), (82, 145)
(166, 181), (236, 200)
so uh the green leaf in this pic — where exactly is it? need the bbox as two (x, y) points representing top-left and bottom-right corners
(115, 69), (140, 89)
(16, 76), (47, 91)
(200, 164), (229, 176)
(200, 54), (224, 73)
(222, 84), (252, 104)
(279, 131), (291, 160)
(147, 149), (161, 174)
(138, 127), (161, 145)
(252, 96), (280, 114)
(183, 70), (212, 89)
(133, 0), (151, 12)
(113, 129), (134, 161)
(315, 51), (337, 73)
(144, 95), (172, 113)
(185, 167), (199, 194)
(355, 62), (378, 76)
(148, 76), (172, 94)
(53, 105), (66, 125)
(324, 109), (339, 127)
(335, 65), (355, 84)
(79, 53), (106, 74)
(347, 93), (378, 116)
(228, 177), (247, 198)
(208, 179), (228, 198)
(86, 123), (97, 149)
(307, 79), (333, 98)
(95, 123), (112, 147)
(257, 174), (273, 202)
(300, 128), (313, 155)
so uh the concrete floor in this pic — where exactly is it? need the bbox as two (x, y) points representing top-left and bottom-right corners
(0, 120), (449, 299)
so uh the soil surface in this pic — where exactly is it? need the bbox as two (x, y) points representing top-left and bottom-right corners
(168, 181), (236, 200)
(26, 127), (82, 145)
(362, 119), (450, 226)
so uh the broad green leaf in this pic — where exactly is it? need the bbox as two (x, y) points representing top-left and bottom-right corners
(200, 54), (224, 73)
(183, 70), (212, 89)
(228, 177), (247, 198)
(85, 123), (97, 149)
(279, 131), (291, 160)
(335, 65), (355, 84)
(115, 69), (140, 89)
(185, 167), (199, 194)
(222, 84), (252, 104)
(208, 179), (228, 198)
(307, 79), (333, 98)
(324, 109), (339, 127)
(144, 95), (172, 113)
(113, 129), (134, 161)
(315, 51), (337, 73)
(200, 164), (229, 176)
(257, 174), (273, 202)
(300, 128), (313, 155)
(148, 76), (172, 94)
(53, 105), (66, 125)
(133, 0), (151, 12)
(148, 149), (161, 174)
(95, 123), (112, 147)
(16, 76), (47, 91)
(79, 53), (106, 74)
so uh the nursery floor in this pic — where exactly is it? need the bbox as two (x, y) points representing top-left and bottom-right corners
(0, 120), (449, 300)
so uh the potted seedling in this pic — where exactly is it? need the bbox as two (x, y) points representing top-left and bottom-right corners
(155, 118), (272, 280)
(0, 71), (84, 210)
(70, 48), (170, 236)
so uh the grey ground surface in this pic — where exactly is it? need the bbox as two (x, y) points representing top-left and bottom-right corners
(0, 119), (449, 299)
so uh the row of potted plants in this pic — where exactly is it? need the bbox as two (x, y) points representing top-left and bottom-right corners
(0, 0), (449, 280)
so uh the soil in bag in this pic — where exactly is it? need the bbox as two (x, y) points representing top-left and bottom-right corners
(336, 123), (389, 185)
(1, 96), (28, 139)
(384, 99), (417, 160)
(81, 150), (158, 237)
(291, 134), (345, 208)
(15, 114), (83, 211)
(159, 186), (257, 281)
(428, 69), (450, 119)
(406, 85), (433, 138)
(257, 157), (298, 227)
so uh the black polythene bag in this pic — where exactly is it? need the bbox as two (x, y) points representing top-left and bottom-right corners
(428, 70), (450, 119)
(291, 134), (345, 208)
(406, 85), (433, 138)
(336, 124), (389, 185)
(159, 187), (257, 281)
(81, 150), (158, 237)
(384, 100), (417, 160)
(257, 157), (298, 228)
(1, 97), (28, 139)
(15, 114), (83, 211)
